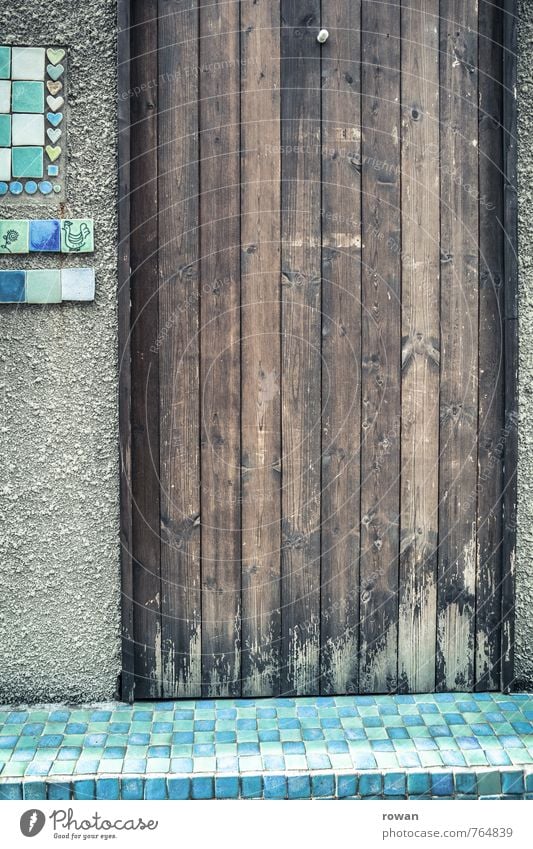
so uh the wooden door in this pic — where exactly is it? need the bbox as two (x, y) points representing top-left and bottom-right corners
(119, 0), (517, 698)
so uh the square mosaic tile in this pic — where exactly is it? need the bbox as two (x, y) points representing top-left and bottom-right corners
(0, 269), (25, 302)
(0, 219), (28, 253)
(61, 268), (95, 301)
(60, 220), (94, 254)
(29, 219), (60, 252)
(0, 45), (65, 199)
(26, 269), (61, 304)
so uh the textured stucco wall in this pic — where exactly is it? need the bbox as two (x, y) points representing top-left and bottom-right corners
(516, 0), (533, 689)
(0, 0), (121, 702)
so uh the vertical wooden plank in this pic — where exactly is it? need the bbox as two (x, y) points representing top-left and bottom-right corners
(280, 1), (322, 695)
(118, 0), (134, 703)
(158, 0), (201, 697)
(437, 0), (479, 691)
(398, 0), (440, 693)
(475, 0), (505, 690)
(129, 0), (161, 698)
(199, 0), (242, 696)
(240, 0), (282, 697)
(359, 0), (401, 693)
(319, 0), (361, 695)
(501, 0), (518, 691)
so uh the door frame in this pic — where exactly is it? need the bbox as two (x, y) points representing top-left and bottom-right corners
(116, 0), (519, 702)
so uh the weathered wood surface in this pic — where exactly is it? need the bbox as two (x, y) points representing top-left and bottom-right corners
(319, 0), (361, 695)
(123, 0), (513, 697)
(158, 0), (201, 697)
(240, 0), (282, 697)
(359, 0), (402, 694)
(437, 0), (479, 691)
(198, 0), (242, 696)
(398, 0), (440, 693)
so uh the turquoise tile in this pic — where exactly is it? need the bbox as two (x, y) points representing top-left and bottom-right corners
(0, 114), (10, 146)
(11, 81), (44, 113)
(0, 47), (10, 79)
(26, 270), (61, 304)
(12, 146), (43, 178)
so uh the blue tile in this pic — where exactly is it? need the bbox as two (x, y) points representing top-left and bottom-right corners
(486, 749), (512, 767)
(501, 771), (524, 795)
(337, 774), (357, 798)
(407, 773), (430, 796)
(307, 753), (331, 770)
(477, 771), (502, 796)
(96, 779), (119, 800)
(433, 693), (455, 703)
(148, 745), (171, 758)
(419, 704), (439, 714)
(85, 734), (107, 747)
(215, 731), (236, 743)
(0, 736), (18, 748)
(65, 723), (87, 735)
(363, 716), (382, 728)
(24, 781), (47, 800)
(429, 725), (452, 737)
(297, 707), (318, 718)
(471, 723), (494, 736)
(0, 783), (22, 800)
(498, 735), (524, 748)
(58, 747), (82, 760)
(194, 720), (215, 732)
(442, 713), (465, 725)
(311, 773), (334, 798)
(404, 716), (424, 727)
(73, 780), (96, 800)
(322, 718), (341, 729)
(338, 707), (358, 717)
(49, 710), (70, 722)
(384, 773), (406, 797)
(241, 775), (262, 799)
(216, 776), (239, 799)
(302, 728), (324, 741)
(39, 734), (63, 748)
(526, 773), (533, 792)
(353, 753), (377, 770)
(431, 772), (454, 796)
(153, 722), (173, 733)
(174, 710), (194, 720)
(217, 756), (239, 772)
(167, 778), (190, 800)
(486, 712), (505, 723)
(171, 757), (193, 772)
(133, 711), (152, 722)
(359, 773), (382, 797)
(456, 736), (481, 750)
(440, 750), (466, 767)
(7, 712), (29, 723)
(22, 723), (45, 736)
(48, 782), (71, 800)
(0, 270), (25, 303)
(395, 695), (415, 704)
(455, 772), (477, 795)
(282, 742), (305, 754)
(121, 778), (144, 800)
(103, 747), (126, 759)
(378, 705), (399, 716)
(238, 743), (260, 755)
(279, 718), (299, 730)
(388, 727), (409, 739)
(371, 740), (395, 752)
(217, 709), (237, 720)
(327, 740), (349, 753)
(416, 739), (438, 751)
(263, 774), (287, 800)
(398, 752), (421, 768)
(109, 723), (130, 734)
(345, 728), (366, 740)
(145, 778), (167, 800)
(237, 719), (257, 730)
(191, 776), (214, 800)
(25, 762), (52, 776)
(264, 755), (285, 771)
(288, 775), (311, 799)
(91, 711), (112, 722)
(257, 708), (276, 719)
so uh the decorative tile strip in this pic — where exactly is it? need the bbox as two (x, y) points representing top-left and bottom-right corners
(0, 268), (95, 303)
(0, 45), (66, 200)
(0, 219), (94, 253)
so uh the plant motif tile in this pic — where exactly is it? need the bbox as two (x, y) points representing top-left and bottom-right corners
(29, 219), (60, 252)
(0, 219), (29, 253)
(26, 269), (61, 303)
(61, 220), (94, 254)
(0, 270), (25, 302)
(61, 268), (95, 301)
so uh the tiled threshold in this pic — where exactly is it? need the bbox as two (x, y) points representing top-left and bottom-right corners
(1, 693), (533, 800)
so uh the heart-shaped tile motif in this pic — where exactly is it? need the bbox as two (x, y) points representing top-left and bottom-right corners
(45, 145), (61, 163)
(47, 112), (63, 127)
(47, 128), (61, 143)
(47, 48), (65, 65)
(46, 80), (62, 95)
(47, 95), (64, 112)
(47, 63), (64, 81)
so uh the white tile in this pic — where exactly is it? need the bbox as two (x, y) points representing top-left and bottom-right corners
(0, 148), (10, 181)
(0, 80), (10, 113)
(11, 47), (45, 80)
(11, 113), (44, 146)
(61, 268), (95, 302)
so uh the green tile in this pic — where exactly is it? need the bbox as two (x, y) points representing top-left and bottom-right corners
(50, 761), (76, 775)
(0, 219), (28, 254)
(26, 270), (61, 304)
(146, 758), (170, 773)
(508, 749), (533, 764)
(283, 755), (307, 770)
(408, 726), (430, 738)
(151, 733), (172, 745)
(193, 756), (216, 772)
(11, 80), (44, 113)
(0, 114), (10, 146)
(374, 752), (400, 769)
(0, 46), (10, 79)
(465, 750), (489, 766)
(280, 730), (301, 742)
(257, 720), (277, 730)
(392, 739), (416, 751)
(324, 728), (345, 741)
(2, 762), (27, 776)
(12, 146), (43, 178)
(419, 750), (443, 767)
(328, 753), (353, 769)
(214, 744), (236, 756)
(237, 731), (258, 743)
(61, 219), (95, 253)
(383, 716), (404, 727)
(366, 728), (388, 740)
(98, 759), (123, 773)
(260, 742), (282, 754)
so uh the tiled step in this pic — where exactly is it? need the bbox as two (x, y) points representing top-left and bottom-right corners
(1, 693), (532, 799)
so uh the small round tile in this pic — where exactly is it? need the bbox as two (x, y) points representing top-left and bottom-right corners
(9, 181), (23, 195)
(0, 182), (7, 195)
(25, 181), (38, 195)
(38, 181), (53, 195)
(53, 184), (61, 193)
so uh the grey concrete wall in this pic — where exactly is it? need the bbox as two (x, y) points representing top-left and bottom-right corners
(0, 0), (121, 702)
(516, 0), (533, 689)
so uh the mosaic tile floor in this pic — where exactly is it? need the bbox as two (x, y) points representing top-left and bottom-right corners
(1, 693), (533, 799)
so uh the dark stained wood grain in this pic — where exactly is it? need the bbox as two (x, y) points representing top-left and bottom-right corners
(475, 0), (505, 690)
(280, 0), (322, 695)
(358, 0), (402, 694)
(199, 0), (242, 696)
(398, 0), (440, 693)
(437, 0), (479, 691)
(240, 0), (282, 697)
(158, 0), (201, 697)
(319, 0), (361, 695)
(129, 0), (161, 698)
